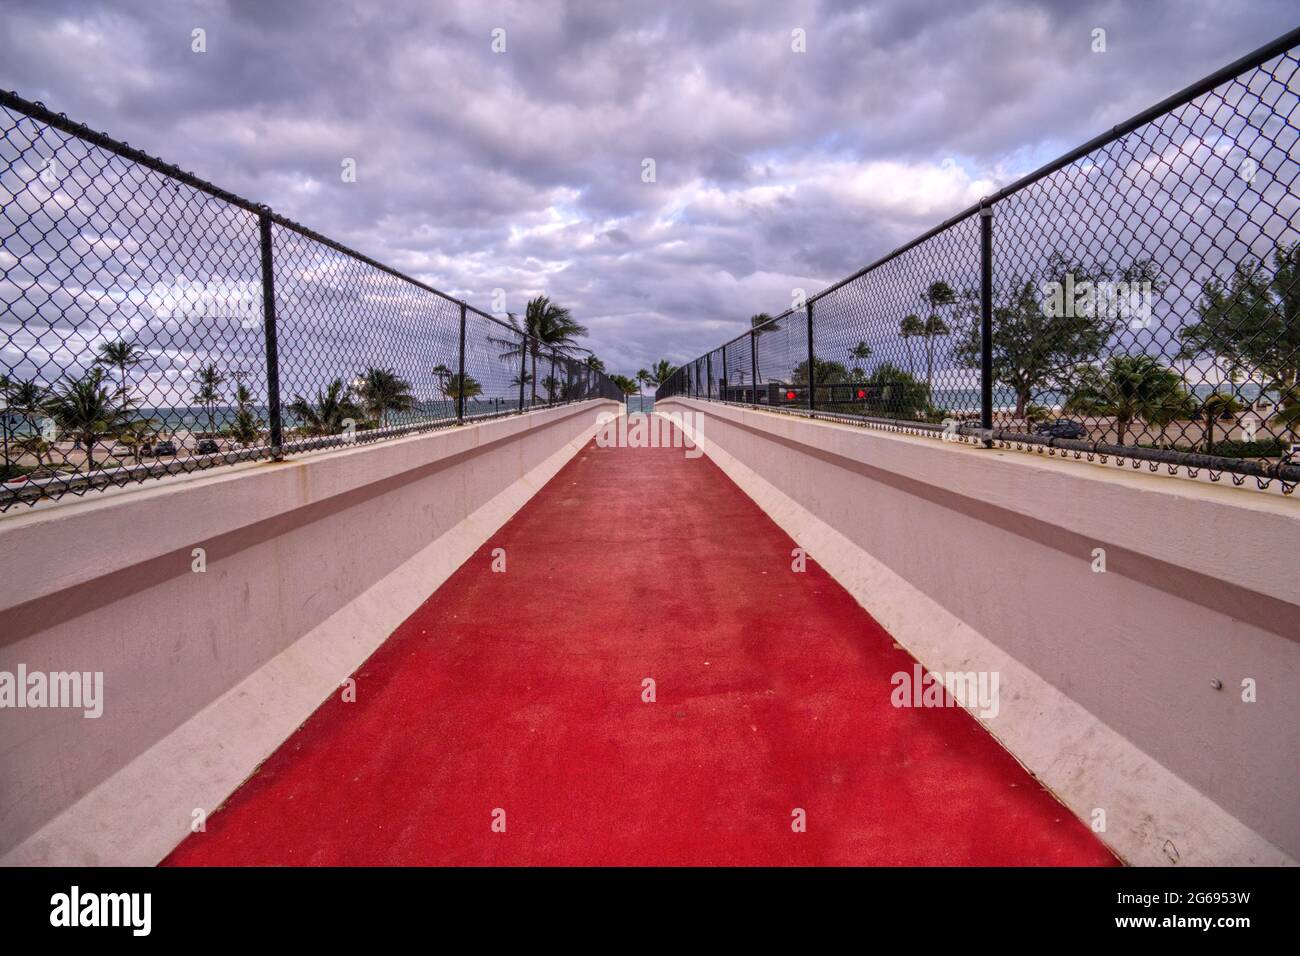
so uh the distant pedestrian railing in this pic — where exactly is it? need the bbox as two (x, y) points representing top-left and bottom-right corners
(0, 91), (622, 512)
(656, 27), (1300, 494)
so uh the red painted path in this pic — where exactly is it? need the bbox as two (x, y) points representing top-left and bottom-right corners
(165, 432), (1116, 866)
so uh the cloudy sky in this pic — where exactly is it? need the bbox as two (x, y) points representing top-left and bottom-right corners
(1, 0), (1296, 377)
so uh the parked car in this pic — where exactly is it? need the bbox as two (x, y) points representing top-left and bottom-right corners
(111, 441), (153, 458)
(196, 438), (220, 454)
(154, 440), (177, 456)
(1034, 419), (1087, 440)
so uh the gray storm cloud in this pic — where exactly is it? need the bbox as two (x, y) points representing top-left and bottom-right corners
(1, 0), (1295, 373)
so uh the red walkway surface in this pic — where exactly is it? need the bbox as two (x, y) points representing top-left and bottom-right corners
(165, 428), (1116, 866)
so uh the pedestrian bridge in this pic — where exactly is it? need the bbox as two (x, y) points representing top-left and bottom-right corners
(1, 399), (1294, 866)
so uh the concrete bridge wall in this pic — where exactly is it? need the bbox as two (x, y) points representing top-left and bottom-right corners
(658, 397), (1299, 866)
(0, 399), (619, 865)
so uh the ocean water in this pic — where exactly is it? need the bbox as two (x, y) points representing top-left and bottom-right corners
(1, 397), (530, 437)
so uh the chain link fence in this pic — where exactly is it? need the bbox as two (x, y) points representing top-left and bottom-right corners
(0, 91), (621, 511)
(658, 27), (1300, 494)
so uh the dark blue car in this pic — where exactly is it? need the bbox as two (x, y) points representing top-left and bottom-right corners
(1034, 419), (1087, 440)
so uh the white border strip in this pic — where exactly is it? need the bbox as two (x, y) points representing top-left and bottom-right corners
(660, 402), (1294, 867)
(3, 405), (614, 866)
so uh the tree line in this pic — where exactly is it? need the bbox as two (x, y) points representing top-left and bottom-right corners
(0, 294), (649, 480)
(716, 240), (1299, 451)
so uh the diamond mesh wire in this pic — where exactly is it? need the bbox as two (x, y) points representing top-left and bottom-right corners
(1, 97), (268, 505)
(466, 310), (527, 419)
(656, 35), (1300, 493)
(813, 217), (981, 422)
(272, 223), (462, 451)
(0, 92), (621, 510)
(721, 333), (754, 403)
(994, 46), (1300, 455)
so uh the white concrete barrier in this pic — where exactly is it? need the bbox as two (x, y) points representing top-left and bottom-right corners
(658, 397), (1299, 866)
(0, 399), (619, 865)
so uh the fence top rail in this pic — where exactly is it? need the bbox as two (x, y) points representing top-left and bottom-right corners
(657, 26), (1300, 494)
(670, 23), (1300, 369)
(805, 24), (1300, 309)
(0, 89), (606, 378)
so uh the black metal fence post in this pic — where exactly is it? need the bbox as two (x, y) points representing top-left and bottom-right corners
(979, 205), (994, 445)
(8, 26), (1300, 512)
(707, 353), (713, 400)
(518, 332), (527, 412)
(750, 329), (758, 404)
(549, 350), (557, 405)
(258, 210), (284, 459)
(456, 302), (467, 423)
(721, 348), (727, 402)
(806, 299), (816, 411)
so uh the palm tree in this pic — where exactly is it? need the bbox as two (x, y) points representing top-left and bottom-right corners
(3, 378), (50, 424)
(502, 296), (589, 403)
(355, 366), (415, 428)
(439, 373), (483, 402)
(648, 359), (677, 388)
(899, 314), (924, 375)
(610, 374), (639, 399)
(1065, 356), (1189, 448)
(1198, 392), (1244, 454)
(2, 378), (49, 476)
(921, 316), (951, 390)
(1, 373), (14, 476)
(96, 339), (144, 400)
(432, 363), (454, 415)
(115, 420), (156, 465)
(231, 379), (263, 446)
(191, 364), (226, 436)
(919, 281), (956, 392)
(43, 368), (134, 471)
(849, 340), (872, 380)
(1146, 390), (1198, 449)
(1024, 403), (1052, 431)
(287, 379), (363, 436)
(585, 355), (606, 374)
(635, 368), (650, 406)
